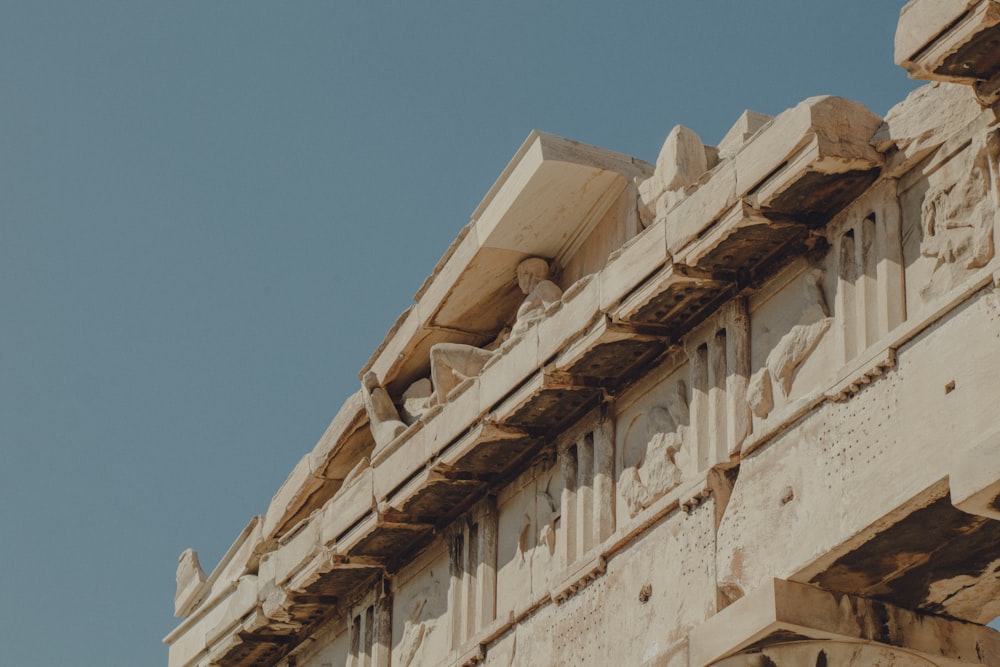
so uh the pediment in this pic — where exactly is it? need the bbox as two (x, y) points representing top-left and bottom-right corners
(365, 130), (652, 393)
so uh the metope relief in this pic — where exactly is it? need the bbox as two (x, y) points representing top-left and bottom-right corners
(519, 484), (559, 563)
(748, 270), (833, 419)
(619, 381), (690, 518)
(396, 583), (440, 667)
(919, 128), (999, 300)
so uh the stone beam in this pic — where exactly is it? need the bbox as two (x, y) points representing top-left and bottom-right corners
(897, 0), (1000, 102)
(663, 96), (882, 257)
(951, 425), (1000, 521)
(260, 391), (369, 543)
(688, 579), (1000, 667)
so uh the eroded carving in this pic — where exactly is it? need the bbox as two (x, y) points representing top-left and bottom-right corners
(919, 128), (999, 299)
(400, 378), (433, 424)
(538, 488), (559, 556)
(398, 587), (440, 667)
(517, 513), (532, 563)
(749, 270), (832, 419)
(174, 548), (209, 617)
(429, 258), (562, 402)
(619, 381), (690, 518)
(362, 371), (408, 449)
(637, 125), (711, 226)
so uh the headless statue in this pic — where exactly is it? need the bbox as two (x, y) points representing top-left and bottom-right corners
(362, 370), (408, 449)
(429, 257), (562, 402)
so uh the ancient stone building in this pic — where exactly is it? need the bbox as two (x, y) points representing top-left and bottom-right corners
(165, 4), (1000, 665)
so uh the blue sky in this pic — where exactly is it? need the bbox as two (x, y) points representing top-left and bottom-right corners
(0, 2), (930, 664)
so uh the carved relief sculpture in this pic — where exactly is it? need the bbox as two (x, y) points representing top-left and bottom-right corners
(515, 484), (560, 567)
(400, 378), (433, 424)
(919, 128), (999, 299)
(748, 270), (833, 419)
(637, 125), (711, 226)
(537, 487), (559, 556)
(429, 258), (562, 403)
(619, 381), (690, 518)
(398, 595), (437, 667)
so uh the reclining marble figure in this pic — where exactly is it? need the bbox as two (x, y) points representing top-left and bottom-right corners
(361, 258), (563, 447)
(429, 257), (562, 402)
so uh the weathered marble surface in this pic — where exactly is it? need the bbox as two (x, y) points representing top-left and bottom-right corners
(166, 7), (1000, 667)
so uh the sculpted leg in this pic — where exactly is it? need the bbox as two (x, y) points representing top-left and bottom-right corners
(429, 343), (494, 402)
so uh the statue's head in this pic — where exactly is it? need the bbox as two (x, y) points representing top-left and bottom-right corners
(516, 257), (550, 294)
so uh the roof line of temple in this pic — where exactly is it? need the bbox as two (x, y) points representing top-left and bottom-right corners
(166, 3), (1000, 665)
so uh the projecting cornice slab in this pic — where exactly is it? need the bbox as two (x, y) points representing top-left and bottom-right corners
(689, 579), (1000, 667)
(897, 0), (1000, 102)
(168, 82), (909, 667)
(362, 131), (652, 394)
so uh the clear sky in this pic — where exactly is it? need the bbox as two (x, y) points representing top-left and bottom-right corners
(0, 2), (934, 665)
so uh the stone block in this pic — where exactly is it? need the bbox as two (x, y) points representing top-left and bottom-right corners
(716, 109), (773, 161)
(689, 578), (1000, 667)
(174, 548), (209, 619)
(554, 315), (666, 383)
(428, 378), (482, 458)
(664, 160), (738, 255)
(950, 424), (1000, 520)
(372, 422), (432, 503)
(895, 0), (977, 67)
(207, 516), (264, 601)
(307, 390), (368, 476)
(740, 97), (883, 221)
(537, 273), (602, 360)
(672, 200), (806, 273)
(616, 262), (726, 329)
(873, 82), (984, 174)
(896, 0), (1000, 89)
(598, 218), (669, 313)
(477, 326), (540, 415)
(655, 125), (708, 193)
(261, 456), (320, 543)
(183, 575), (258, 667)
(271, 519), (321, 587)
(318, 466), (375, 547)
(361, 131), (651, 397)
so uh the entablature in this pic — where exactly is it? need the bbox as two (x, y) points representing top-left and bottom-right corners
(169, 88), (904, 667)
